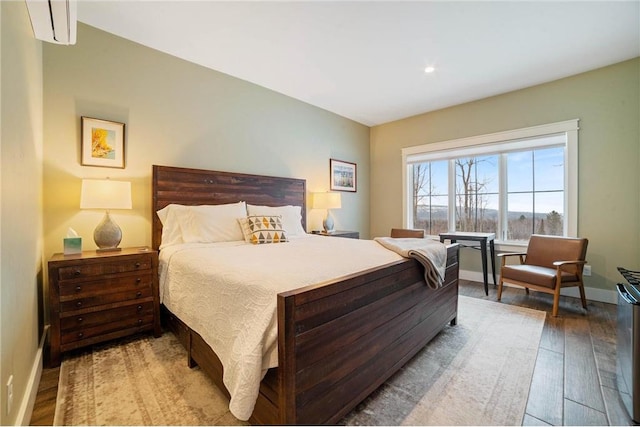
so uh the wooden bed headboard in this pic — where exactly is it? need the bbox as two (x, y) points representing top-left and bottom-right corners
(152, 165), (307, 251)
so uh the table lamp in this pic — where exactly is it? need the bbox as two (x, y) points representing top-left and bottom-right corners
(313, 192), (341, 234)
(80, 178), (132, 252)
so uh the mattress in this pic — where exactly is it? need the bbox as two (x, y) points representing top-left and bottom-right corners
(158, 234), (404, 420)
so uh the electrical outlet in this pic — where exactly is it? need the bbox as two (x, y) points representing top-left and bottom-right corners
(6, 375), (13, 415)
(583, 264), (592, 276)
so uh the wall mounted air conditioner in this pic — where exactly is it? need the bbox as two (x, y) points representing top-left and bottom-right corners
(26, 0), (77, 45)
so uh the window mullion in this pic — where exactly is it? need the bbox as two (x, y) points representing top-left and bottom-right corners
(498, 153), (508, 241)
(404, 163), (412, 228)
(448, 159), (456, 232)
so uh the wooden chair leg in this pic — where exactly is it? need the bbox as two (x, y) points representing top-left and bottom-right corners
(497, 260), (508, 302)
(552, 274), (563, 317)
(552, 287), (561, 317)
(578, 282), (587, 309)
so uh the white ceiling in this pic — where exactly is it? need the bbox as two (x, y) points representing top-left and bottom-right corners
(77, 1), (640, 126)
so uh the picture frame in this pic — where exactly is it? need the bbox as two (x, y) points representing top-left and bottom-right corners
(330, 158), (357, 192)
(81, 116), (125, 168)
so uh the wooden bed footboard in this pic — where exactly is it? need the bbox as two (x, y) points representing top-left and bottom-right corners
(277, 244), (459, 424)
(162, 244), (459, 425)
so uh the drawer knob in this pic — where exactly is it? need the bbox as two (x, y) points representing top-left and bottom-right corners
(137, 305), (143, 311)
(75, 286), (82, 292)
(77, 317), (83, 323)
(136, 291), (142, 297)
(76, 301), (82, 307)
(77, 332), (84, 338)
(136, 278), (142, 283)
(135, 262), (141, 268)
(74, 270), (81, 276)
(137, 319), (143, 324)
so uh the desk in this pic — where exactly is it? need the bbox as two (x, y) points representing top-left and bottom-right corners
(439, 232), (496, 295)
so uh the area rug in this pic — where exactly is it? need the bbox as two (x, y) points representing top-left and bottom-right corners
(54, 296), (545, 426)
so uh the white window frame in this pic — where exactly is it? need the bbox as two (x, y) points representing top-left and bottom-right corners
(402, 119), (579, 249)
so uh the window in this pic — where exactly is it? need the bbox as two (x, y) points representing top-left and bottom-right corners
(402, 120), (579, 243)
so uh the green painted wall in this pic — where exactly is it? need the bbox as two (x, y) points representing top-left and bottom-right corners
(371, 58), (640, 297)
(42, 23), (370, 262)
(0, 1), (44, 425)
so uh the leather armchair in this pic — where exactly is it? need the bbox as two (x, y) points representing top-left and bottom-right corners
(497, 234), (588, 317)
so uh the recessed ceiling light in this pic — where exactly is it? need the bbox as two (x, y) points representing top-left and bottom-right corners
(424, 66), (435, 73)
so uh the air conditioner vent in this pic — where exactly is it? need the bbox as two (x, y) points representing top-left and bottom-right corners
(26, 0), (77, 45)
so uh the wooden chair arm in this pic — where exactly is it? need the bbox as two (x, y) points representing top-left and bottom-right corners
(497, 252), (527, 258)
(553, 260), (587, 274)
(497, 252), (527, 266)
(552, 260), (587, 267)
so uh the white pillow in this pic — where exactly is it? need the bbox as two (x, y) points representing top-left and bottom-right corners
(246, 204), (306, 236)
(180, 202), (247, 243)
(157, 202), (248, 247)
(156, 204), (189, 249)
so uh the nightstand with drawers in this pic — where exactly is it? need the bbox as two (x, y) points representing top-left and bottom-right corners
(47, 248), (161, 367)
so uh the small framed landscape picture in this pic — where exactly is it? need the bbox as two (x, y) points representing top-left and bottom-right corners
(330, 158), (357, 192)
(81, 117), (125, 168)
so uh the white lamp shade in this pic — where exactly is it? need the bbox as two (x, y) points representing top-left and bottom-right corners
(80, 179), (132, 210)
(313, 192), (341, 210)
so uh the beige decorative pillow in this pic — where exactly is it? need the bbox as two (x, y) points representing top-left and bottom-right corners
(238, 215), (288, 244)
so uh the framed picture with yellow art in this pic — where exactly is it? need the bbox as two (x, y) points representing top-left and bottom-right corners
(81, 116), (125, 168)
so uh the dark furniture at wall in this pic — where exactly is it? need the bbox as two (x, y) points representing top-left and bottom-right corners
(47, 248), (161, 367)
(439, 231), (496, 295)
(617, 267), (640, 423)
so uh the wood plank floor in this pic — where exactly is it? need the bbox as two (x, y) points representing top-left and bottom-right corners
(461, 280), (629, 426)
(29, 280), (631, 426)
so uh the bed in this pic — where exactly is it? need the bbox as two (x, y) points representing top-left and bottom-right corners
(152, 164), (460, 425)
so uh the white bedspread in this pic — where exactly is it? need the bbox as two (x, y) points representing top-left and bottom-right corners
(158, 235), (404, 421)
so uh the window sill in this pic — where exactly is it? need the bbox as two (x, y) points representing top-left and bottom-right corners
(494, 241), (527, 252)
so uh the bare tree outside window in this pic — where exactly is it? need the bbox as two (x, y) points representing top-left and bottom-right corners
(412, 163), (429, 228)
(455, 157), (497, 233)
(412, 162), (448, 234)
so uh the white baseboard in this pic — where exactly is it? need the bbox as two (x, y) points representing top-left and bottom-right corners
(459, 269), (618, 305)
(16, 325), (48, 426)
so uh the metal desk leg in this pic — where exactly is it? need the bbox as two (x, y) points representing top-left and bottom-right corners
(490, 240), (497, 286)
(480, 239), (488, 295)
